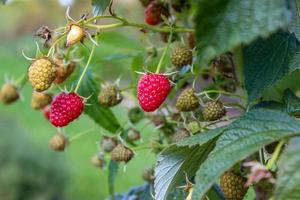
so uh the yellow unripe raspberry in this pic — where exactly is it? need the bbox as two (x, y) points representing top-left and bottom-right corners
(28, 58), (56, 92)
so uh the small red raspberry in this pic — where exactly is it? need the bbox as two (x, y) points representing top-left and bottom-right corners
(137, 73), (171, 112)
(50, 92), (84, 127)
(145, 1), (170, 25)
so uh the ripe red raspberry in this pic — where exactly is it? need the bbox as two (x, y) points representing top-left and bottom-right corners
(137, 73), (171, 112)
(50, 92), (84, 127)
(145, 1), (170, 25)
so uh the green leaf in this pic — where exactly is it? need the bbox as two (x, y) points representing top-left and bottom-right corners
(253, 89), (300, 115)
(244, 32), (300, 101)
(108, 160), (119, 198)
(275, 137), (300, 200)
(131, 53), (144, 90)
(195, 0), (291, 66)
(98, 32), (143, 51)
(192, 109), (300, 199)
(77, 70), (121, 132)
(289, 0), (300, 41)
(154, 133), (219, 200)
(282, 89), (300, 116)
(92, 0), (111, 16)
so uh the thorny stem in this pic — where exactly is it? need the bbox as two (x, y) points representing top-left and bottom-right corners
(74, 43), (96, 93)
(266, 139), (286, 170)
(69, 127), (98, 142)
(156, 30), (173, 73)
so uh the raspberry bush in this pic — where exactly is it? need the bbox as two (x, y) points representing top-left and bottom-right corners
(3, 0), (300, 200)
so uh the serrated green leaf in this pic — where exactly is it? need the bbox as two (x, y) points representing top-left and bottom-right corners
(108, 160), (119, 198)
(289, 0), (300, 41)
(275, 137), (300, 200)
(195, 0), (291, 66)
(92, 0), (111, 16)
(244, 32), (300, 101)
(192, 109), (300, 200)
(77, 70), (121, 132)
(154, 138), (217, 200)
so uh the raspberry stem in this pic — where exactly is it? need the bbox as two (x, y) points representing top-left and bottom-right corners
(46, 34), (66, 57)
(155, 30), (173, 73)
(84, 15), (194, 33)
(266, 139), (286, 170)
(74, 43), (96, 93)
(15, 74), (28, 89)
(69, 127), (98, 142)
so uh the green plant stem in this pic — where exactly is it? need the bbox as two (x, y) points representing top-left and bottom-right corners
(15, 74), (28, 89)
(266, 139), (286, 170)
(74, 44), (96, 93)
(85, 23), (124, 30)
(46, 34), (66, 57)
(132, 145), (151, 151)
(197, 90), (246, 100)
(84, 15), (194, 33)
(155, 31), (173, 73)
(69, 127), (98, 142)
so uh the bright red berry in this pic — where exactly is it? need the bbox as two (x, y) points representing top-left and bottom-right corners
(145, 1), (169, 25)
(137, 73), (171, 112)
(50, 92), (84, 127)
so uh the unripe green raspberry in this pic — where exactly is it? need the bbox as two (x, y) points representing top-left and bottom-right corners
(220, 171), (248, 200)
(111, 144), (134, 163)
(98, 84), (123, 107)
(171, 47), (193, 68)
(0, 83), (19, 105)
(90, 153), (105, 169)
(31, 91), (53, 110)
(202, 101), (226, 121)
(142, 167), (154, 183)
(101, 136), (118, 153)
(28, 58), (56, 92)
(171, 128), (190, 143)
(176, 88), (199, 112)
(49, 133), (68, 152)
(127, 129), (141, 141)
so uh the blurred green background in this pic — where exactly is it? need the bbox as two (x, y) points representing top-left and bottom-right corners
(0, 0), (158, 199)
